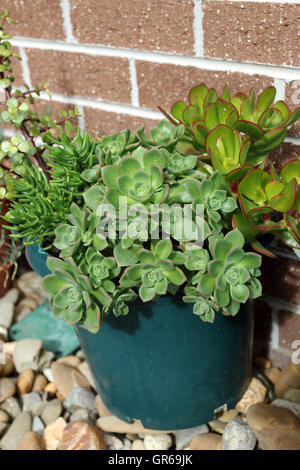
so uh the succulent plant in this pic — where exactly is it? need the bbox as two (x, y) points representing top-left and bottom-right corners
(136, 120), (185, 150)
(79, 246), (120, 290)
(196, 229), (262, 315)
(183, 286), (219, 323)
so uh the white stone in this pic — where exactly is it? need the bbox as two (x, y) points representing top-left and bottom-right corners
(144, 433), (173, 450)
(32, 416), (45, 436)
(271, 398), (300, 420)
(0, 302), (14, 329)
(175, 424), (209, 449)
(21, 393), (42, 413)
(78, 361), (96, 389)
(104, 433), (124, 450)
(12, 339), (42, 373)
(43, 368), (54, 382)
(222, 418), (256, 450)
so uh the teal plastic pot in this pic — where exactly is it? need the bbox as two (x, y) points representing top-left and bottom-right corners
(26, 243), (254, 430)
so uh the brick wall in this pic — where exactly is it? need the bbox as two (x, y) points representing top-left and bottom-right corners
(2, 0), (300, 366)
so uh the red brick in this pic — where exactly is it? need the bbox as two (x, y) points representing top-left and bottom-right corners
(11, 47), (23, 88)
(3, 0), (64, 40)
(203, 1), (300, 67)
(84, 107), (159, 137)
(285, 81), (300, 138)
(279, 310), (300, 349)
(269, 143), (300, 172)
(261, 254), (300, 305)
(70, 0), (195, 54)
(27, 50), (131, 104)
(268, 348), (291, 369)
(136, 61), (273, 111)
(253, 299), (273, 358)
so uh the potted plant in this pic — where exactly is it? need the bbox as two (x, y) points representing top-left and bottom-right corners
(2, 12), (300, 429)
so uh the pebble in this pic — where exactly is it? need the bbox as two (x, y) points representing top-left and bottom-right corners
(78, 361), (96, 389)
(0, 354), (14, 377)
(21, 392), (41, 413)
(0, 412), (32, 450)
(38, 351), (55, 370)
(96, 415), (172, 435)
(222, 418), (256, 450)
(189, 433), (222, 450)
(3, 342), (16, 356)
(208, 419), (226, 434)
(235, 377), (267, 413)
(59, 421), (107, 450)
(12, 338), (42, 373)
(254, 357), (272, 369)
(14, 298), (38, 322)
(17, 369), (35, 395)
(275, 363), (300, 398)
(43, 417), (67, 450)
(132, 439), (145, 450)
(104, 433), (124, 450)
(94, 394), (111, 417)
(17, 272), (47, 304)
(51, 362), (90, 399)
(41, 399), (62, 426)
(283, 389), (300, 404)
(0, 409), (9, 423)
(264, 367), (281, 385)
(57, 356), (81, 368)
(70, 408), (93, 424)
(246, 403), (300, 450)
(0, 377), (16, 403)
(271, 398), (300, 420)
(1, 288), (19, 305)
(64, 387), (97, 414)
(0, 289), (18, 328)
(44, 383), (57, 396)
(144, 433), (172, 450)
(32, 374), (48, 393)
(32, 416), (45, 436)
(43, 368), (54, 382)
(17, 431), (45, 450)
(33, 401), (48, 417)
(175, 424), (209, 449)
(219, 408), (239, 423)
(0, 325), (8, 341)
(0, 397), (21, 419)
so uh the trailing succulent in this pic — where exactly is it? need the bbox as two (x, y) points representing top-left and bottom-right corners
(2, 16), (300, 335)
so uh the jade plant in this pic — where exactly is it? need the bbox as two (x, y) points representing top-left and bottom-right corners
(3, 10), (300, 332)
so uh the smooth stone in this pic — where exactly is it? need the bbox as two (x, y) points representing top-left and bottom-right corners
(41, 399), (62, 426)
(10, 301), (79, 357)
(175, 424), (209, 449)
(132, 439), (145, 450)
(17, 272), (47, 303)
(17, 431), (45, 450)
(33, 401), (48, 417)
(43, 417), (66, 450)
(32, 374), (48, 393)
(246, 403), (300, 450)
(70, 408), (93, 424)
(0, 378), (16, 403)
(235, 377), (267, 414)
(144, 433), (172, 450)
(96, 415), (172, 435)
(0, 409), (9, 423)
(275, 363), (300, 398)
(59, 421), (107, 450)
(0, 354), (14, 378)
(1, 288), (19, 305)
(0, 397), (21, 419)
(51, 362), (90, 399)
(219, 409), (239, 423)
(0, 412), (32, 450)
(222, 418), (256, 450)
(0, 326), (8, 342)
(64, 387), (96, 413)
(122, 437), (132, 450)
(0, 301), (14, 329)
(208, 419), (226, 434)
(17, 369), (35, 395)
(284, 389), (300, 404)
(104, 433), (124, 450)
(189, 433), (222, 450)
(21, 392), (41, 413)
(32, 416), (45, 436)
(12, 339), (42, 373)
(271, 398), (300, 420)
(44, 383), (57, 396)
(43, 368), (54, 382)
(264, 367), (281, 385)
(254, 357), (272, 369)
(78, 361), (96, 389)
(94, 394), (111, 417)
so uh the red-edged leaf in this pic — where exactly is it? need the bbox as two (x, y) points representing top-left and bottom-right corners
(235, 120), (264, 139)
(157, 106), (179, 126)
(250, 240), (276, 258)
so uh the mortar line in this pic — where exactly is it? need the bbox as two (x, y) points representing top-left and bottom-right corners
(193, 0), (204, 57)
(59, 0), (76, 43)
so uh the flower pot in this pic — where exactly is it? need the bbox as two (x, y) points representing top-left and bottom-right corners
(26, 243), (254, 430)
